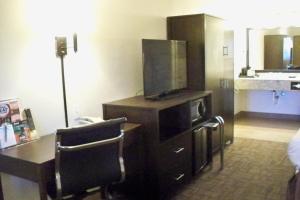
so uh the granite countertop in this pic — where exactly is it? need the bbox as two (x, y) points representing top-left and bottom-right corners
(235, 73), (300, 91)
(238, 72), (300, 81)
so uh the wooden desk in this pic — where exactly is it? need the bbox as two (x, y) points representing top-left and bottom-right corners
(0, 123), (141, 200)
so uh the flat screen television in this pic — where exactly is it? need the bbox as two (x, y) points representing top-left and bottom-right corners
(142, 39), (187, 100)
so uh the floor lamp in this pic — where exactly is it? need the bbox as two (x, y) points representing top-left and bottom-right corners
(55, 34), (78, 127)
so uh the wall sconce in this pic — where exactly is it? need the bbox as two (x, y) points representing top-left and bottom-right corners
(55, 33), (78, 127)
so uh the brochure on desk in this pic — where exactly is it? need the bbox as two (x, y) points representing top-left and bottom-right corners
(0, 99), (38, 149)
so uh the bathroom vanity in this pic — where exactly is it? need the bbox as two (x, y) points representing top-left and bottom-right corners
(235, 26), (300, 118)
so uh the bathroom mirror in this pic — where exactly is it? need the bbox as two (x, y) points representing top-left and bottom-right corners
(248, 27), (300, 71)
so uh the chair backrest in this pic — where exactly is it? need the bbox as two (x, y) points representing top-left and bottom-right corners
(54, 117), (127, 198)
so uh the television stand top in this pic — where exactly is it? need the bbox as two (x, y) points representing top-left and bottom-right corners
(145, 90), (183, 101)
(103, 90), (212, 111)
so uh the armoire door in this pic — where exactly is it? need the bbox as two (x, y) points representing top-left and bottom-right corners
(222, 30), (234, 144)
(204, 15), (224, 150)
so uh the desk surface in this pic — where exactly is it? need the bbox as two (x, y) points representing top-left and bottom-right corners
(0, 122), (141, 200)
(0, 123), (141, 165)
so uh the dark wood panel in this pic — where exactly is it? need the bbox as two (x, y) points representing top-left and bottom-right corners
(0, 156), (41, 181)
(117, 125), (145, 197)
(167, 14), (234, 148)
(222, 86), (234, 144)
(223, 30), (235, 144)
(167, 14), (205, 90)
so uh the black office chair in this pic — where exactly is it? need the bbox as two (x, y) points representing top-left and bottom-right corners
(47, 117), (127, 200)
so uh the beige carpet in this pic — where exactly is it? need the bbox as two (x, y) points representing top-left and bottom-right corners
(87, 117), (297, 200)
(234, 116), (300, 143)
(172, 137), (295, 200)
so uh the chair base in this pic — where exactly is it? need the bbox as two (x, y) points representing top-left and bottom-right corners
(49, 185), (130, 200)
(101, 186), (112, 200)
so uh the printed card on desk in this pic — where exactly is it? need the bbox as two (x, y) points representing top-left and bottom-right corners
(0, 99), (39, 148)
(0, 99), (21, 125)
(0, 124), (17, 149)
(0, 99), (21, 148)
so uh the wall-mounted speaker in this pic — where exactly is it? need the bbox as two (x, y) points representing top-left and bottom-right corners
(73, 33), (78, 53)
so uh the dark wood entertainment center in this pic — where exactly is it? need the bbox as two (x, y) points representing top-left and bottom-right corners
(103, 90), (212, 199)
(103, 13), (234, 199)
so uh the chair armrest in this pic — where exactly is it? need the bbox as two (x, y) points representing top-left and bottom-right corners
(58, 131), (124, 152)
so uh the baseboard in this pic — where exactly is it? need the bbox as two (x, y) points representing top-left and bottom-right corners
(234, 111), (300, 121)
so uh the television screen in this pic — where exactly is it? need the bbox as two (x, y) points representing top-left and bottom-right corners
(142, 39), (187, 99)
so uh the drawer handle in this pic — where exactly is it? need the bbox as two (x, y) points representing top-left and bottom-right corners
(174, 173), (185, 181)
(174, 147), (185, 154)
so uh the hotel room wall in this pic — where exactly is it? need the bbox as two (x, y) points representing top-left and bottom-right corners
(0, 0), (173, 199)
(2, 0), (300, 199)
(0, 0), (172, 136)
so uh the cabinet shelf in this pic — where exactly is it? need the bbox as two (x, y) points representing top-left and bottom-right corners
(159, 103), (191, 142)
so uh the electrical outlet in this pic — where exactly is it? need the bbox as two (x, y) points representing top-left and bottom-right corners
(73, 104), (81, 119)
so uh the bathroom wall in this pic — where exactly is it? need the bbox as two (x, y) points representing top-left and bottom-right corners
(235, 90), (300, 115)
(236, 27), (300, 116)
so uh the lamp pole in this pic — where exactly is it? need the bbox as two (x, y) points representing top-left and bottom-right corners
(55, 36), (69, 127)
(55, 34), (77, 128)
(59, 55), (69, 127)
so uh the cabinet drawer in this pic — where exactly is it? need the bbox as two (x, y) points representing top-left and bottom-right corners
(159, 164), (191, 195)
(158, 133), (192, 172)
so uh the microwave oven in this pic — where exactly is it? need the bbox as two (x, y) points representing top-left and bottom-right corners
(190, 98), (207, 124)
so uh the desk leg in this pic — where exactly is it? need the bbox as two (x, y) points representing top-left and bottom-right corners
(37, 168), (48, 200)
(38, 180), (48, 200)
(0, 173), (4, 200)
(38, 178), (48, 200)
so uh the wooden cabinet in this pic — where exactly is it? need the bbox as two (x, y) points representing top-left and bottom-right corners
(167, 14), (234, 150)
(103, 90), (212, 199)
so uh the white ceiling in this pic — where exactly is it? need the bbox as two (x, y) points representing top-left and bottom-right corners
(204, 0), (300, 28)
(170, 0), (300, 28)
